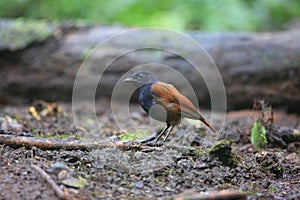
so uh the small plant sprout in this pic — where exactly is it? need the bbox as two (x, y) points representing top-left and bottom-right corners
(251, 100), (273, 150)
(251, 121), (267, 149)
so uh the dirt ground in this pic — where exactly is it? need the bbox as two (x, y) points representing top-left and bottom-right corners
(0, 99), (299, 200)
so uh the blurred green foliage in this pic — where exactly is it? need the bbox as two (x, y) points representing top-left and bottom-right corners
(0, 0), (300, 31)
(0, 18), (55, 50)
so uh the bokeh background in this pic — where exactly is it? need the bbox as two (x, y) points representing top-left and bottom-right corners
(1, 0), (300, 31)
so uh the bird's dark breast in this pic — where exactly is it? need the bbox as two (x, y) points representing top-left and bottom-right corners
(138, 84), (167, 123)
(138, 84), (154, 114)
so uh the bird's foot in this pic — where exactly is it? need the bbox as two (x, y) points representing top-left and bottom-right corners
(138, 133), (157, 144)
(138, 135), (164, 147)
(144, 140), (164, 147)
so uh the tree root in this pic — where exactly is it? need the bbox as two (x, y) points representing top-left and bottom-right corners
(32, 164), (68, 200)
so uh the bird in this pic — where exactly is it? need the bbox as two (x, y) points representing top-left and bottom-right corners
(124, 71), (216, 143)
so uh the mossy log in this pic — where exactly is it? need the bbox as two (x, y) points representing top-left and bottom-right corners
(0, 19), (299, 112)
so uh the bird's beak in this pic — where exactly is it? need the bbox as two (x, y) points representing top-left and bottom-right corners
(123, 77), (135, 83)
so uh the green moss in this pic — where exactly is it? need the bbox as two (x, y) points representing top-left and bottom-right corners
(118, 129), (150, 141)
(0, 18), (56, 51)
(197, 129), (206, 136)
(183, 147), (205, 157)
(44, 134), (75, 139)
(208, 139), (237, 167)
(268, 184), (279, 191)
(32, 129), (40, 136)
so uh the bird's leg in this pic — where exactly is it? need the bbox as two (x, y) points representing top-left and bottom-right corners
(162, 125), (175, 142)
(151, 125), (170, 143)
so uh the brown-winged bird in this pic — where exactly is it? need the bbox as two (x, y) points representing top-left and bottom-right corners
(124, 71), (215, 143)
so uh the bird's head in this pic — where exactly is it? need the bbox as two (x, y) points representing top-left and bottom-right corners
(123, 71), (158, 87)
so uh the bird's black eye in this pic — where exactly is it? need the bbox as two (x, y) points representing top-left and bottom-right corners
(137, 74), (143, 79)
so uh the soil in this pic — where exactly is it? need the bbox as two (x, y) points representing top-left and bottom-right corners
(0, 99), (299, 200)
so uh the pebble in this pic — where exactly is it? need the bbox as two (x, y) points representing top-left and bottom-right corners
(135, 181), (144, 189)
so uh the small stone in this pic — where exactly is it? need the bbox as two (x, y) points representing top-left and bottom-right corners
(135, 181), (144, 189)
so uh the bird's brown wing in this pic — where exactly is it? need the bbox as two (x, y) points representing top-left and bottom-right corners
(176, 94), (202, 119)
(151, 82), (181, 115)
(151, 82), (200, 118)
(151, 82), (216, 132)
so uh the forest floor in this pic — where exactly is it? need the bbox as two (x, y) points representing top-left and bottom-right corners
(0, 99), (299, 200)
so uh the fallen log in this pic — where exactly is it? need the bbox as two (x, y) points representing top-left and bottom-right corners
(0, 20), (299, 112)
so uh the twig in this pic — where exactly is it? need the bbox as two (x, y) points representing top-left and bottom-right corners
(31, 164), (67, 200)
(0, 132), (207, 156)
(0, 134), (164, 152)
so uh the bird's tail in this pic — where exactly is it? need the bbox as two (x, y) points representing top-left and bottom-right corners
(199, 115), (216, 133)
